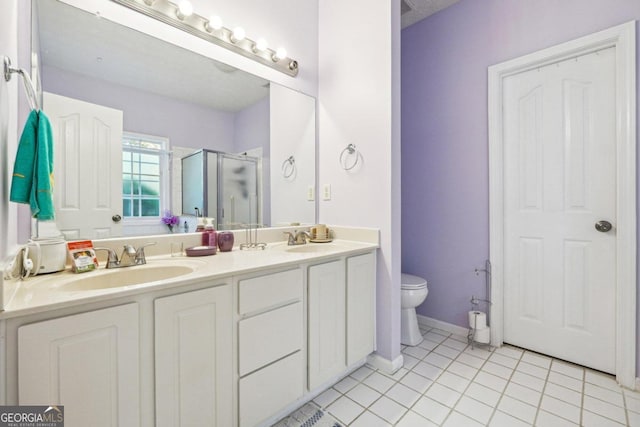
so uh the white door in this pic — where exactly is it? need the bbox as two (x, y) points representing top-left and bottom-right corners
(503, 47), (617, 373)
(43, 92), (123, 239)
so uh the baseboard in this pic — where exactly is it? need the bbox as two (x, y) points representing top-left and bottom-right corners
(367, 352), (404, 375)
(417, 314), (470, 337)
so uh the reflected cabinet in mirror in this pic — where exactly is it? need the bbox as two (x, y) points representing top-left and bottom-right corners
(32, 0), (316, 239)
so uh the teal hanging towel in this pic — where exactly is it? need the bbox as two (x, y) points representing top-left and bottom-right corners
(9, 110), (55, 220)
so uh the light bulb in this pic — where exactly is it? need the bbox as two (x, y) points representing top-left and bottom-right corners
(231, 27), (246, 43)
(253, 38), (268, 53)
(272, 47), (287, 62)
(176, 0), (193, 19)
(206, 15), (223, 32)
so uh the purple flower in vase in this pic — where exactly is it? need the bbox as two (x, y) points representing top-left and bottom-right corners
(162, 211), (179, 232)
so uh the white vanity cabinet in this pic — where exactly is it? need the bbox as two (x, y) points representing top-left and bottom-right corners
(308, 260), (347, 390)
(18, 303), (141, 427)
(308, 252), (377, 390)
(237, 269), (304, 427)
(154, 285), (233, 427)
(346, 252), (376, 364)
(5, 242), (378, 427)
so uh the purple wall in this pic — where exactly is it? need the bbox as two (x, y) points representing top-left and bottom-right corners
(42, 65), (236, 153)
(401, 0), (640, 369)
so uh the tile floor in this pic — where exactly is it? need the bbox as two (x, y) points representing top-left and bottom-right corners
(307, 326), (640, 426)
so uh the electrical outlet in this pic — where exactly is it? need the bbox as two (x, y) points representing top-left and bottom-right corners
(322, 184), (331, 201)
(307, 185), (315, 201)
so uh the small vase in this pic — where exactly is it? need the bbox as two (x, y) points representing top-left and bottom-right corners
(217, 231), (234, 252)
(167, 225), (174, 233)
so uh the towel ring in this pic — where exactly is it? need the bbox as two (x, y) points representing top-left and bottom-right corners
(340, 143), (359, 171)
(281, 155), (295, 178)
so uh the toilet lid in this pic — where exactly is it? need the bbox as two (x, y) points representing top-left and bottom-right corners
(401, 273), (427, 290)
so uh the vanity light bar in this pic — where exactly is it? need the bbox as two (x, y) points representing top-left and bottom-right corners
(110, 0), (299, 77)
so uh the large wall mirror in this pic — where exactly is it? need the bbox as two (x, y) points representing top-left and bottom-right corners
(31, 0), (316, 239)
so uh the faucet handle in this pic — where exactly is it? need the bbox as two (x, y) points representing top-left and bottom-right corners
(295, 230), (310, 244)
(283, 232), (296, 246)
(135, 242), (157, 264)
(94, 247), (119, 268)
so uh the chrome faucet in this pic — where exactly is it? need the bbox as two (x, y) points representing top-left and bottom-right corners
(283, 230), (310, 246)
(95, 242), (157, 268)
(120, 245), (137, 265)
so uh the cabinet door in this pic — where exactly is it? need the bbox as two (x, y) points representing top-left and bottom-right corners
(347, 252), (376, 364)
(308, 260), (346, 390)
(155, 285), (233, 427)
(18, 303), (140, 427)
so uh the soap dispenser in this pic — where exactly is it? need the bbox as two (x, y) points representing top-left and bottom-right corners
(195, 217), (206, 232)
(201, 219), (217, 252)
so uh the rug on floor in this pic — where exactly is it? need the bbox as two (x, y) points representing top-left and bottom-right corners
(272, 402), (343, 427)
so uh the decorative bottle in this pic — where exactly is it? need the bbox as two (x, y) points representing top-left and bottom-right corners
(201, 219), (217, 252)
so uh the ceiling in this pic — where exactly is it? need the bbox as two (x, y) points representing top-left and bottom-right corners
(401, 0), (460, 29)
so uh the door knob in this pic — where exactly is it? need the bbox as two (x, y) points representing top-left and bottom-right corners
(595, 220), (612, 232)
(112, 214), (122, 223)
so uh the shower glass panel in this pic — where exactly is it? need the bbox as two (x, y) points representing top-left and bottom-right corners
(181, 151), (206, 218)
(182, 149), (258, 230)
(218, 154), (259, 229)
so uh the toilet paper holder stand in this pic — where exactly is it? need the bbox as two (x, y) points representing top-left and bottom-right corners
(468, 307), (491, 350)
(468, 260), (492, 350)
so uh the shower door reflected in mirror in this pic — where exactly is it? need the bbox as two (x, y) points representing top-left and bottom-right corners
(181, 150), (259, 230)
(219, 154), (259, 229)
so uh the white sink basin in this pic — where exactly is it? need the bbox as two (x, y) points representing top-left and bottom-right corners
(285, 244), (341, 254)
(57, 262), (200, 292)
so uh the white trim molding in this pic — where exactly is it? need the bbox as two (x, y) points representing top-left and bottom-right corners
(488, 21), (636, 388)
(417, 314), (470, 337)
(367, 352), (404, 375)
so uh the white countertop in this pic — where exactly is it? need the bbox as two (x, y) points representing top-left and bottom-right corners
(1, 237), (378, 319)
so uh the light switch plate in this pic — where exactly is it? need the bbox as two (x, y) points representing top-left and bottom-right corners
(322, 184), (331, 201)
(307, 186), (315, 201)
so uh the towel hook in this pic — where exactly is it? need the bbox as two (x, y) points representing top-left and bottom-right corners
(3, 56), (13, 82)
(3, 56), (39, 110)
(339, 143), (360, 171)
(281, 155), (295, 178)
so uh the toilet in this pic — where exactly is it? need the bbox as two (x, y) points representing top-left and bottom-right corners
(401, 273), (429, 346)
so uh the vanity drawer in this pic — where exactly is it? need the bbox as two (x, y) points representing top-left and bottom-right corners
(239, 301), (303, 376)
(239, 351), (304, 427)
(238, 269), (302, 314)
